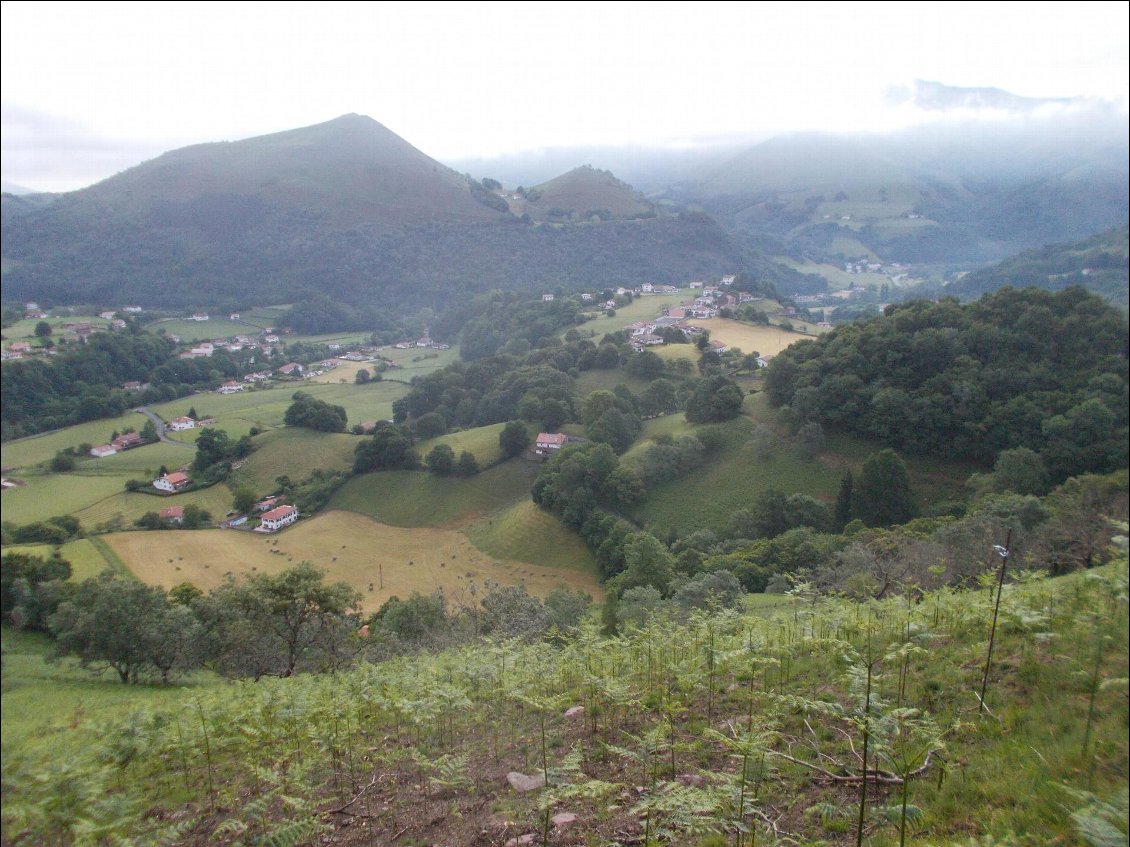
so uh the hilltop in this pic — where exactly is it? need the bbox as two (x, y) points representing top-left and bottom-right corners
(1, 115), (758, 312)
(518, 165), (657, 222)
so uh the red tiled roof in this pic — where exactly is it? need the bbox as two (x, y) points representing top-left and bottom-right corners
(261, 505), (297, 521)
(536, 433), (568, 446)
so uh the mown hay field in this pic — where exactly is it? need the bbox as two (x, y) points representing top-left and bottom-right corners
(106, 510), (600, 613)
(686, 318), (816, 355)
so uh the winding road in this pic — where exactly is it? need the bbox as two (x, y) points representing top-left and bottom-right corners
(136, 407), (195, 449)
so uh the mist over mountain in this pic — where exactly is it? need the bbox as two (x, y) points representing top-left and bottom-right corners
(449, 87), (1128, 269)
(2, 116), (762, 311)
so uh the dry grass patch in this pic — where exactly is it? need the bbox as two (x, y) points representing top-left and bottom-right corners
(687, 319), (817, 355)
(106, 510), (600, 614)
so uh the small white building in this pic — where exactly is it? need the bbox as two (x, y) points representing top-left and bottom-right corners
(90, 444), (118, 458)
(535, 432), (568, 456)
(219, 381), (244, 394)
(168, 416), (196, 431)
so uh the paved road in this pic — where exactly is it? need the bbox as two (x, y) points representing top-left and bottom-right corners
(136, 407), (195, 449)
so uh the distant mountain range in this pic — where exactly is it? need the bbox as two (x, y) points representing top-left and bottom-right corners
(1, 116), (777, 311)
(456, 83), (1129, 268)
(3, 86), (1127, 313)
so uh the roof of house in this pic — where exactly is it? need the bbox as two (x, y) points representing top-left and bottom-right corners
(162, 472), (189, 485)
(261, 504), (297, 521)
(536, 432), (568, 446)
(160, 506), (184, 519)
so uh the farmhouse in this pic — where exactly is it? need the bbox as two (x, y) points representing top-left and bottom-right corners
(219, 381), (244, 394)
(709, 340), (730, 354)
(90, 444), (117, 458)
(277, 362), (305, 377)
(112, 432), (143, 450)
(159, 506), (184, 524)
(541, 293), (555, 301)
(153, 472), (191, 493)
(168, 416), (196, 431)
(258, 504), (299, 532)
(535, 432), (568, 456)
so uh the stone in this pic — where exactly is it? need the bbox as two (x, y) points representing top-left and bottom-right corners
(552, 812), (578, 828)
(504, 835), (538, 847)
(676, 773), (705, 787)
(506, 771), (546, 793)
(564, 705), (585, 719)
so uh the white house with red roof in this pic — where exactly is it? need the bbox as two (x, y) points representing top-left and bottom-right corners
(219, 381), (244, 394)
(153, 472), (191, 493)
(90, 444), (118, 458)
(168, 416), (196, 431)
(258, 504), (299, 532)
(535, 432), (568, 456)
(159, 506), (184, 524)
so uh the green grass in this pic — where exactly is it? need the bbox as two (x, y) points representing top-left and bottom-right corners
(143, 317), (248, 340)
(146, 380), (410, 438)
(415, 422), (511, 468)
(2, 539), (118, 581)
(573, 369), (653, 397)
(1, 411), (153, 469)
(466, 500), (597, 574)
(0, 627), (219, 759)
(629, 400), (976, 536)
(228, 428), (358, 493)
(378, 345), (461, 380)
(330, 459), (540, 528)
(571, 289), (690, 337)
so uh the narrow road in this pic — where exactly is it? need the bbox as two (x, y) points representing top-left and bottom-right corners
(136, 407), (195, 449)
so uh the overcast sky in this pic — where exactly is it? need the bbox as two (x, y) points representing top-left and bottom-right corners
(2, 0), (1127, 192)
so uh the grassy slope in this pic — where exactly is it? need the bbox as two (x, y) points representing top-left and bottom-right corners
(629, 397), (975, 536)
(329, 459), (540, 528)
(3, 562), (1125, 843)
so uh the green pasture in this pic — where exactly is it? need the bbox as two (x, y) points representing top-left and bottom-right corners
(330, 459), (539, 528)
(415, 421), (527, 469)
(379, 344), (461, 380)
(572, 289), (689, 336)
(238, 305), (290, 327)
(144, 317), (248, 341)
(147, 380), (409, 436)
(778, 258), (892, 290)
(573, 369), (653, 397)
(1, 411), (153, 469)
(1, 539), (115, 581)
(466, 500), (597, 575)
(0, 627), (219, 759)
(228, 428), (358, 493)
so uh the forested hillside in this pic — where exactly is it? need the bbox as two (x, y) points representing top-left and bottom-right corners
(764, 287), (1128, 475)
(947, 224), (1129, 309)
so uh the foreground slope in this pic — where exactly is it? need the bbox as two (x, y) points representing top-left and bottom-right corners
(3, 561), (1126, 844)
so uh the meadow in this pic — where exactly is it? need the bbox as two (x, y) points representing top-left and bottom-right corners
(146, 378), (410, 437)
(143, 316), (249, 341)
(104, 509), (600, 613)
(329, 459), (540, 528)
